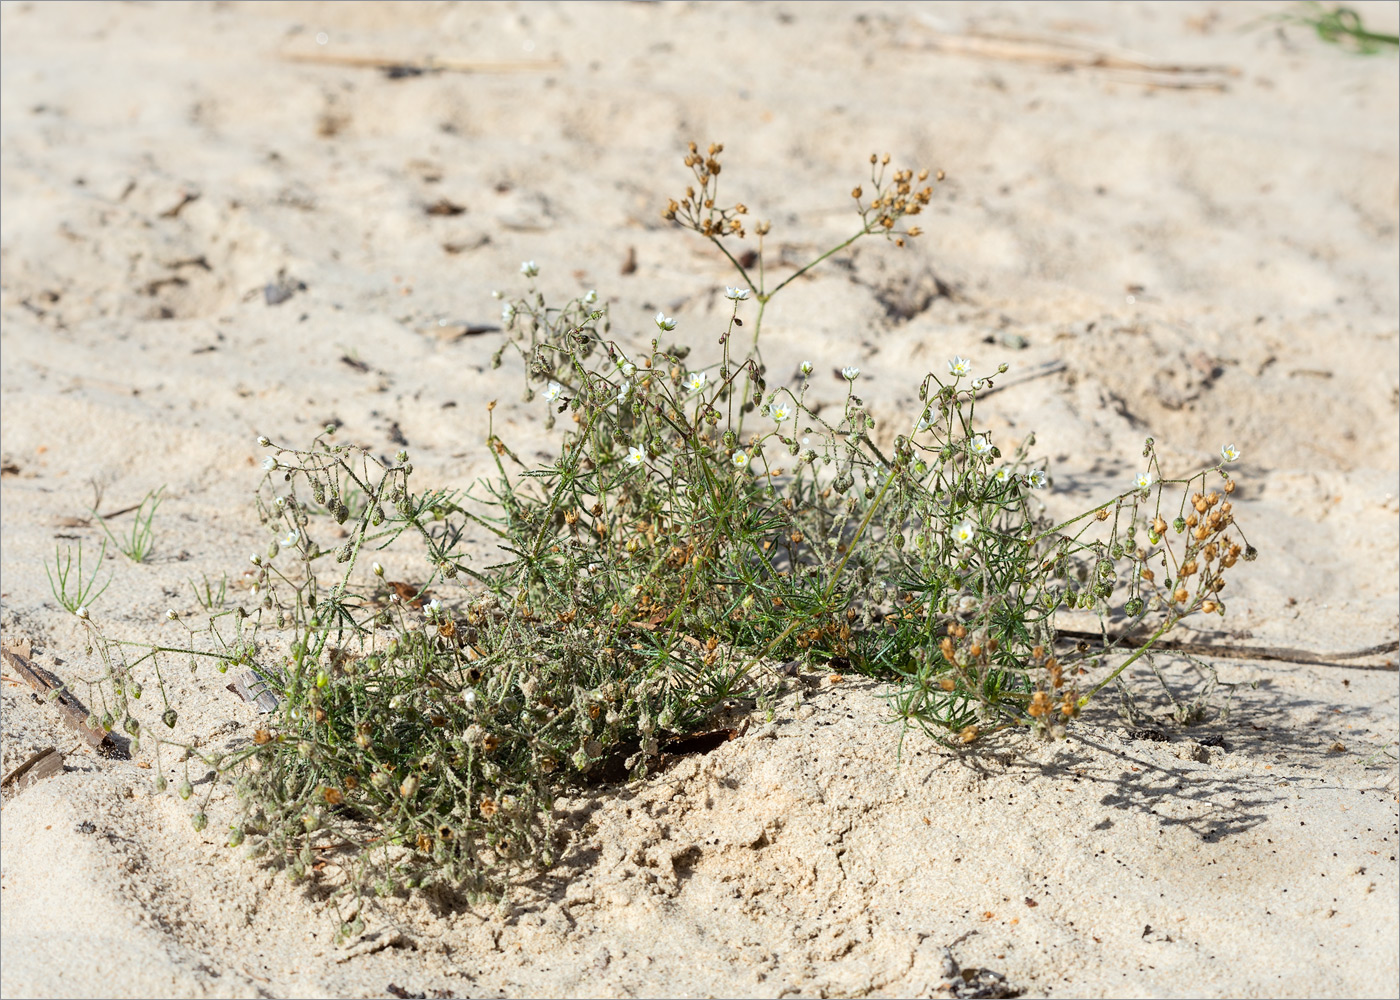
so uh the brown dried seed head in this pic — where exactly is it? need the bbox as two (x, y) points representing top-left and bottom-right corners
(1096, 508), (1110, 521)
(323, 786), (343, 806)
(480, 798), (498, 817)
(1153, 516), (1168, 536)
(959, 724), (979, 744)
(1224, 479), (1236, 494)
(1201, 600), (1218, 613)
(1174, 587), (1189, 603)
(1028, 691), (1052, 717)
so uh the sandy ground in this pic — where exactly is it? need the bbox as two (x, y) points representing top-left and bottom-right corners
(2, 1), (1397, 997)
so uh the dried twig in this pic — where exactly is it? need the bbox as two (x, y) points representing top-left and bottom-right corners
(1, 747), (64, 790)
(1057, 629), (1398, 671)
(908, 20), (1238, 90)
(1, 644), (117, 752)
(282, 50), (561, 75)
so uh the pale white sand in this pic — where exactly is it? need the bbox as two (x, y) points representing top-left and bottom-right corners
(2, 2), (1397, 997)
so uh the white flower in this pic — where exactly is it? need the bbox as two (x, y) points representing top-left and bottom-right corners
(249, 554), (262, 566)
(724, 286), (750, 301)
(372, 561), (385, 577)
(993, 467), (1011, 484)
(915, 411), (933, 433)
(1220, 443), (1240, 464)
(1132, 472), (1153, 492)
(684, 371), (707, 393)
(771, 402), (792, 422)
(261, 455), (279, 472)
(948, 356), (972, 378)
(584, 289), (598, 304)
(502, 303), (516, 324)
(953, 520), (977, 544)
(626, 445), (646, 467)
(543, 381), (563, 402)
(617, 380), (631, 404)
(969, 434), (993, 458)
(520, 260), (539, 277)
(841, 366), (860, 381)
(256, 435), (271, 447)
(279, 528), (299, 549)
(75, 605), (89, 620)
(800, 361), (813, 377)
(732, 451), (750, 469)
(957, 595), (978, 615)
(1026, 469), (1048, 490)
(166, 608), (178, 620)
(655, 311), (677, 332)
(427, 598), (443, 618)
(621, 362), (636, 377)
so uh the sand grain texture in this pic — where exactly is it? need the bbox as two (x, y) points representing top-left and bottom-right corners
(2, 2), (1397, 997)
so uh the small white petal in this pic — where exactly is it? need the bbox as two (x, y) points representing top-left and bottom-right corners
(1220, 443), (1240, 463)
(841, 366), (860, 381)
(948, 356), (972, 378)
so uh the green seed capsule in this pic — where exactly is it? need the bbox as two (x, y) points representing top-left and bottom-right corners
(191, 812), (208, 833)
